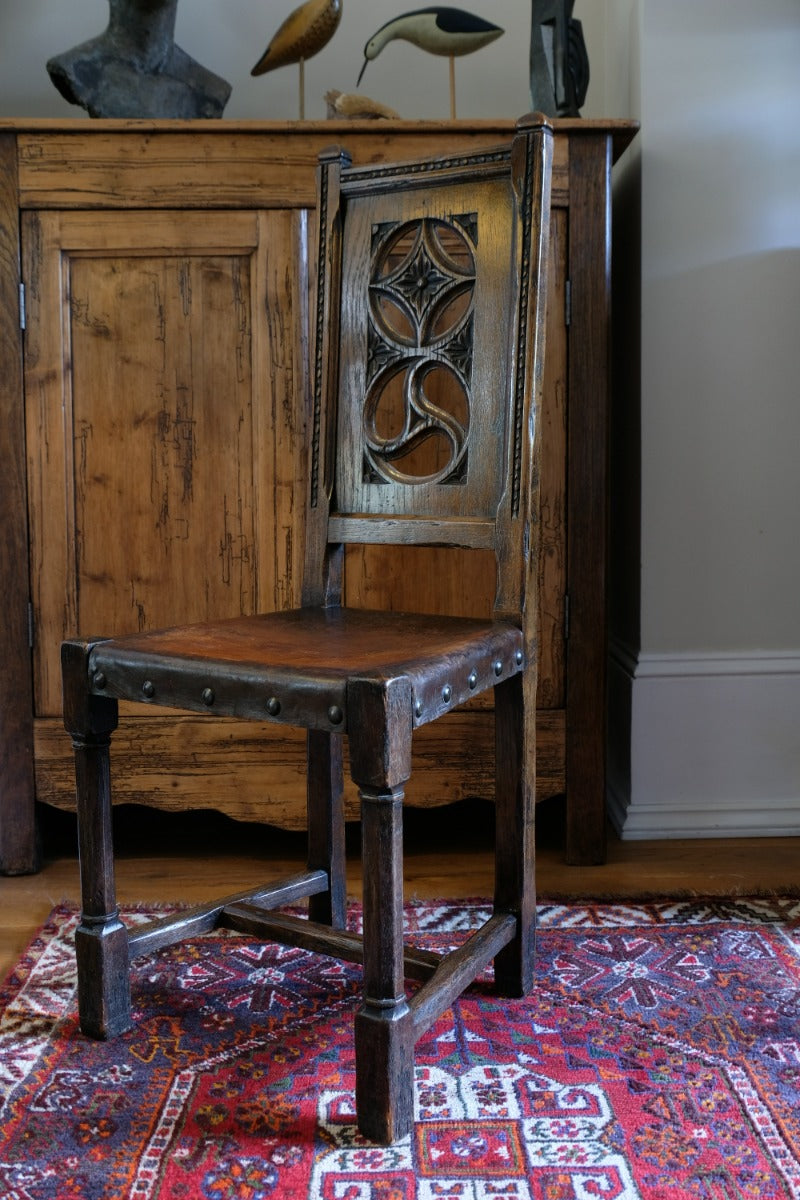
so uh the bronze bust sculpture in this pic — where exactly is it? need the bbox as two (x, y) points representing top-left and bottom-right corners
(47, 0), (231, 119)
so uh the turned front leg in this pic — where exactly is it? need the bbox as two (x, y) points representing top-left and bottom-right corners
(355, 786), (413, 1143)
(62, 641), (131, 1039)
(73, 725), (132, 1038)
(348, 676), (414, 1144)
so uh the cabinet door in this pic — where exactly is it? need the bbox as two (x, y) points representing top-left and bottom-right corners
(23, 209), (308, 713)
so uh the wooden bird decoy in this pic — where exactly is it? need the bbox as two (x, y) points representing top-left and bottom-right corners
(357, 6), (503, 117)
(251, 0), (342, 118)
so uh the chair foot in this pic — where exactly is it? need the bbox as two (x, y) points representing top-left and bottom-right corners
(308, 887), (347, 930)
(354, 1000), (414, 1143)
(75, 915), (132, 1039)
(493, 910), (536, 999)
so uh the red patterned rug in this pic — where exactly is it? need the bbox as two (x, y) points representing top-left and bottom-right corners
(1, 898), (799, 1199)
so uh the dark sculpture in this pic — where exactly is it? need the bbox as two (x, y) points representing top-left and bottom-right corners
(47, 0), (231, 119)
(529, 0), (589, 118)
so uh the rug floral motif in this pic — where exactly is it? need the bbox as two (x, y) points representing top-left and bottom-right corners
(1, 898), (799, 1199)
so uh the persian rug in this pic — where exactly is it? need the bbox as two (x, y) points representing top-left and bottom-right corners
(1, 899), (799, 1199)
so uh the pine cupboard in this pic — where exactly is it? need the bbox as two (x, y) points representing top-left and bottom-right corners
(0, 117), (636, 874)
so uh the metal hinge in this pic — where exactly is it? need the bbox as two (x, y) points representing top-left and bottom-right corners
(27, 602), (34, 649)
(564, 593), (570, 641)
(19, 282), (26, 331)
(564, 279), (571, 327)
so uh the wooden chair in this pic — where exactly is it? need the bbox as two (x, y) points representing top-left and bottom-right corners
(62, 112), (553, 1144)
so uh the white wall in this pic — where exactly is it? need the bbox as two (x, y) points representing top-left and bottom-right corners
(0, 1), (606, 122)
(640, 0), (800, 654)
(611, 0), (800, 838)
(2, 1), (799, 839)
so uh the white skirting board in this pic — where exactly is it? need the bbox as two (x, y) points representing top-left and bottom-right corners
(608, 643), (800, 839)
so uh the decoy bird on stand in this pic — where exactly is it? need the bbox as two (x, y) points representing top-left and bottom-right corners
(357, 6), (504, 118)
(251, 0), (342, 119)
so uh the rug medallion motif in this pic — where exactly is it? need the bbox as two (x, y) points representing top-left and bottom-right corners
(0, 899), (798, 1198)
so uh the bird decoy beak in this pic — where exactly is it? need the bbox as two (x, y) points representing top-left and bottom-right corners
(356, 58), (368, 87)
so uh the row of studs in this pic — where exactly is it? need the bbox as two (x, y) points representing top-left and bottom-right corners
(92, 671), (345, 727)
(413, 649), (525, 720)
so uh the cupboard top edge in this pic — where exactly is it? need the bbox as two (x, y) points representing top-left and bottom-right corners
(3, 116), (638, 157)
(5, 119), (637, 211)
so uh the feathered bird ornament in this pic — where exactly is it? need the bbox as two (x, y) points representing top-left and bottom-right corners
(357, 6), (503, 117)
(325, 89), (400, 119)
(251, 0), (342, 118)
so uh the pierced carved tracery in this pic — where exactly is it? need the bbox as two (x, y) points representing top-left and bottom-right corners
(364, 216), (477, 486)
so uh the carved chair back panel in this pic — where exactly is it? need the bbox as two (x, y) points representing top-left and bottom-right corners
(334, 176), (515, 524)
(305, 124), (552, 620)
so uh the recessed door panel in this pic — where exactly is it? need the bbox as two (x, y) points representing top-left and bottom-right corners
(23, 209), (308, 716)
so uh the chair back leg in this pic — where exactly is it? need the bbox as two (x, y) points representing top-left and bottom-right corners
(493, 672), (537, 996)
(306, 729), (347, 928)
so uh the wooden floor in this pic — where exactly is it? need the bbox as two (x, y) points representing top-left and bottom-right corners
(0, 797), (798, 981)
